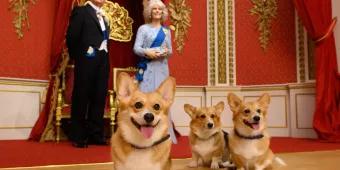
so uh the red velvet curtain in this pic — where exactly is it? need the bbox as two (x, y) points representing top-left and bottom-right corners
(107, 0), (143, 88)
(29, 0), (74, 141)
(293, 0), (340, 142)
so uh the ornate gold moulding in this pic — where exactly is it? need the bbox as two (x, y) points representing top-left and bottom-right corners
(249, 0), (277, 50)
(169, 0), (192, 53)
(79, 0), (134, 42)
(9, 0), (36, 39)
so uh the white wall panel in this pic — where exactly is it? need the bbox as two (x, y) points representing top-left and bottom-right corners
(0, 81), (316, 139)
(0, 78), (47, 140)
(289, 84), (317, 138)
(296, 94), (315, 129)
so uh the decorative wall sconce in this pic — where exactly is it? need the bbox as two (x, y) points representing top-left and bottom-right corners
(249, 0), (277, 50)
(169, 0), (192, 53)
(9, 0), (36, 39)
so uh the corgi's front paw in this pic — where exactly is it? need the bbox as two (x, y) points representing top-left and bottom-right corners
(210, 161), (219, 169)
(188, 161), (198, 168)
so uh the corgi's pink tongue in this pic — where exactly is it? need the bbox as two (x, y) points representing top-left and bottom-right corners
(251, 124), (260, 130)
(141, 126), (154, 139)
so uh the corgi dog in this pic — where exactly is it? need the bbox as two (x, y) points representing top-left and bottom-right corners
(111, 72), (176, 170)
(184, 102), (233, 169)
(227, 93), (286, 170)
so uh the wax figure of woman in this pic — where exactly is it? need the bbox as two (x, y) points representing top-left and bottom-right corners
(133, 0), (178, 143)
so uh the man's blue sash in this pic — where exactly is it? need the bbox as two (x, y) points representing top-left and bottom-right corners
(136, 27), (166, 82)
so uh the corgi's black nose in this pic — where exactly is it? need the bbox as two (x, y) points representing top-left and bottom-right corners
(253, 116), (260, 122)
(144, 113), (154, 123)
(207, 123), (214, 129)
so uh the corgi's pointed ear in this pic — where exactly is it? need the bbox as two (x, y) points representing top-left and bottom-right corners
(117, 72), (137, 100)
(227, 93), (242, 112)
(157, 76), (176, 105)
(215, 101), (225, 116)
(184, 104), (196, 118)
(258, 93), (270, 109)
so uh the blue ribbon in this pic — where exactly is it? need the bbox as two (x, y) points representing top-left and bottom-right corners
(136, 27), (166, 82)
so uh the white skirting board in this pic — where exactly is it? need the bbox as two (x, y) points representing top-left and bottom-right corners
(0, 78), (316, 139)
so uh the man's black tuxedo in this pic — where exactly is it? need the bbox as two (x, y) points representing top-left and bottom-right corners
(66, 4), (110, 145)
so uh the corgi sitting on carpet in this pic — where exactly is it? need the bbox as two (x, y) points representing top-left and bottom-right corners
(227, 93), (286, 170)
(184, 102), (233, 169)
(111, 72), (176, 170)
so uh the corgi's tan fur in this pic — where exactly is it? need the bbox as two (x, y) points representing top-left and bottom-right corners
(184, 102), (232, 169)
(227, 93), (285, 170)
(111, 72), (176, 170)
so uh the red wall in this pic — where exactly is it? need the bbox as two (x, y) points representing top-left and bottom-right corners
(0, 0), (55, 80)
(0, 0), (297, 86)
(235, 0), (297, 85)
(166, 0), (208, 86)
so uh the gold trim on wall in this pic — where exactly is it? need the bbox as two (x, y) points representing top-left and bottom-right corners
(208, 0), (216, 86)
(227, 0), (235, 85)
(208, 0), (235, 86)
(102, 1), (134, 42)
(0, 126), (33, 129)
(9, 0), (36, 39)
(206, 83), (315, 91)
(217, 0), (227, 84)
(79, 0), (134, 42)
(249, 0), (277, 50)
(169, 0), (192, 53)
(297, 18), (306, 82)
(0, 78), (48, 87)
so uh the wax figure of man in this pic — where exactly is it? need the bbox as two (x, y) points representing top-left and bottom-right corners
(66, 0), (110, 148)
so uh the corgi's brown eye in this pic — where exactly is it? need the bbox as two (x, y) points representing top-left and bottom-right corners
(211, 115), (215, 118)
(134, 102), (143, 109)
(200, 115), (206, 119)
(257, 109), (261, 113)
(153, 104), (160, 110)
(244, 109), (250, 114)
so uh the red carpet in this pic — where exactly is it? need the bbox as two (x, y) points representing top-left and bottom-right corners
(1, 137), (340, 168)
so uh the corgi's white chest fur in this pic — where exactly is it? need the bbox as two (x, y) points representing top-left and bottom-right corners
(116, 151), (161, 170)
(193, 138), (217, 157)
(233, 139), (264, 160)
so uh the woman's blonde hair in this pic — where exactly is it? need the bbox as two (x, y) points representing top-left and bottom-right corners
(143, 0), (168, 23)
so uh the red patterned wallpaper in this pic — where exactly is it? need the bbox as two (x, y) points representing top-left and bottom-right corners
(0, 0), (55, 80)
(235, 0), (297, 85)
(165, 0), (207, 86)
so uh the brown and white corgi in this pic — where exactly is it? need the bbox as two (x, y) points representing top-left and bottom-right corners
(111, 72), (176, 170)
(227, 93), (286, 170)
(184, 102), (233, 169)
